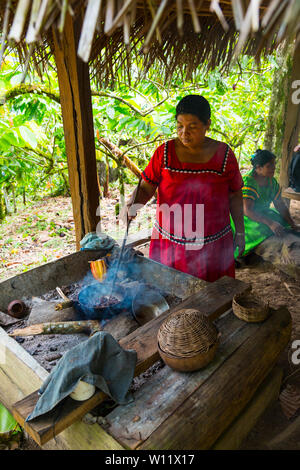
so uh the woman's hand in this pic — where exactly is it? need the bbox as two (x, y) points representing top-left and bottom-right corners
(269, 221), (285, 237)
(234, 232), (245, 257)
(119, 202), (140, 224)
(290, 223), (300, 232)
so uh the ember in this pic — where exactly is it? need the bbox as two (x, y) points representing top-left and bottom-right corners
(92, 296), (120, 309)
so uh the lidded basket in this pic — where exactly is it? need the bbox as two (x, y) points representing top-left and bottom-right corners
(157, 308), (219, 372)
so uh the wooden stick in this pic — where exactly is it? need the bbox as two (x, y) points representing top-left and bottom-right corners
(188, 0), (201, 33)
(25, 0), (41, 43)
(231, 0), (244, 30)
(176, 0), (184, 36)
(104, 0), (134, 35)
(0, 0), (11, 66)
(55, 301), (74, 311)
(77, 0), (103, 62)
(99, 137), (141, 178)
(56, 287), (71, 302)
(9, 320), (102, 337)
(143, 0), (168, 52)
(58, 0), (68, 33)
(210, 0), (229, 32)
(104, 0), (115, 34)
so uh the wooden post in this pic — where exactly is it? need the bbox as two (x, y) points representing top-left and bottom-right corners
(280, 37), (300, 190)
(52, 12), (100, 249)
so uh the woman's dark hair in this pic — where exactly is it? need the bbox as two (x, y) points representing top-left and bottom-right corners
(175, 95), (211, 124)
(251, 149), (276, 169)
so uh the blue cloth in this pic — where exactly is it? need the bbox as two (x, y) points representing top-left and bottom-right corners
(26, 332), (137, 421)
(80, 232), (117, 251)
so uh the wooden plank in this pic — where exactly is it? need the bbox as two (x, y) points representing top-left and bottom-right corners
(52, 12), (100, 249)
(12, 389), (108, 446)
(282, 187), (300, 202)
(137, 306), (291, 450)
(123, 229), (152, 248)
(212, 366), (283, 450)
(9, 276), (250, 446)
(0, 327), (123, 450)
(105, 311), (256, 449)
(0, 250), (106, 312)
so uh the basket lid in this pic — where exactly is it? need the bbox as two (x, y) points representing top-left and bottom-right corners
(157, 308), (218, 358)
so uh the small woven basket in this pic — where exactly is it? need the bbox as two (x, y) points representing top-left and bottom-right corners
(157, 309), (219, 371)
(232, 292), (270, 323)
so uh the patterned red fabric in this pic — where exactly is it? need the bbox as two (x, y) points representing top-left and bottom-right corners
(141, 139), (243, 282)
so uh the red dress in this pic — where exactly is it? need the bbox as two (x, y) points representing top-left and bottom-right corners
(141, 139), (243, 282)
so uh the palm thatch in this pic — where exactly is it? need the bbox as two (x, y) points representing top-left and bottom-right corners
(0, 0), (299, 86)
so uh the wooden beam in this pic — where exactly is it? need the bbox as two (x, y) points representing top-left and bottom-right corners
(52, 12), (100, 249)
(212, 367), (283, 450)
(280, 36), (300, 189)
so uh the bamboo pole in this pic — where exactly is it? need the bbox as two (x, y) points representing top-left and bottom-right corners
(25, 0), (41, 43)
(8, 0), (31, 43)
(0, 0), (11, 67)
(78, 0), (103, 63)
(188, 0), (201, 33)
(143, 0), (168, 52)
(104, 0), (135, 36)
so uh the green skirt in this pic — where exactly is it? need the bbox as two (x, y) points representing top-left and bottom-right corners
(231, 208), (290, 259)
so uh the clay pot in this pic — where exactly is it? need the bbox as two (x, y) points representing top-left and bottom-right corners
(7, 300), (26, 319)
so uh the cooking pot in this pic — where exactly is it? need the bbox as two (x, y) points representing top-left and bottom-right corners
(76, 282), (125, 320)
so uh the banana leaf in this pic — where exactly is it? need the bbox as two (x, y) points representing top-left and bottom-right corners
(0, 402), (21, 441)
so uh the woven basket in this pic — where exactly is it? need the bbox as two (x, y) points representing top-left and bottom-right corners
(157, 309), (219, 371)
(232, 292), (270, 323)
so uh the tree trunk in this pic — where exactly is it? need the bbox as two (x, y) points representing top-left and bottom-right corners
(264, 42), (294, 159)
(2, 188), (11, 215)
(280, 37), (300, 189)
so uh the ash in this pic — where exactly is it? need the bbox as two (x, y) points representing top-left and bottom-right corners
(5, 276), (181, 374)
(130, 360), (165, 393)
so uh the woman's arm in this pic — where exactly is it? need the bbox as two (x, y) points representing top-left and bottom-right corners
(122, 179), (157, 221)
(273, 196), (297, 229)
(243, 198), (285, 236)
(229, 189), (245, 256)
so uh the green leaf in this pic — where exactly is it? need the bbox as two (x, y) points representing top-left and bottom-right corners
(0, 403), (20, 434)
(18, 126), (38, 149)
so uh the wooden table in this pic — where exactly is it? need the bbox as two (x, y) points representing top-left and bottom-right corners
(1, 278), (291, 450)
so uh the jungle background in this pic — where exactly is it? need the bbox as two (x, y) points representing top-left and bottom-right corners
(1, 43), (300, 450)
(0, 45), (293, 279)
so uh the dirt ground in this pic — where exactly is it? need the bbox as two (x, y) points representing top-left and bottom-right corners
(3, 199), (300, 451)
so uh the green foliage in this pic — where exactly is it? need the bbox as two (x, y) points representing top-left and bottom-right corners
(0, 52), (276, 220)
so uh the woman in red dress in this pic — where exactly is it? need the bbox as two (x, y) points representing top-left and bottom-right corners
(124, 95), (245, 282)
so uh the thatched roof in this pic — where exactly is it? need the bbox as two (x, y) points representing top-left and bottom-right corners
(1, 1), (299, 86)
